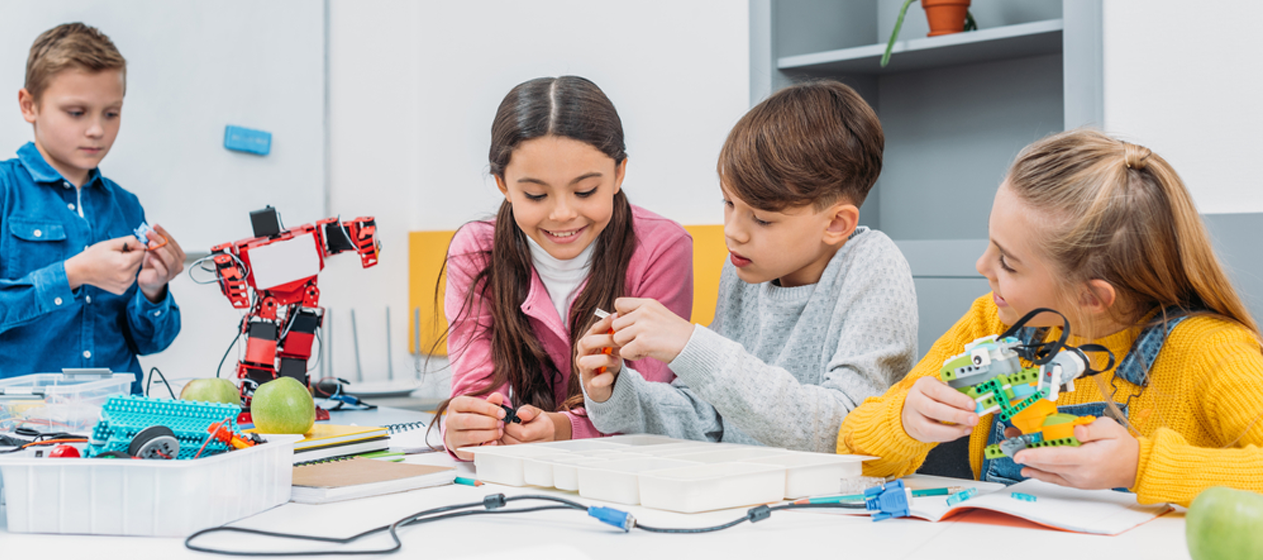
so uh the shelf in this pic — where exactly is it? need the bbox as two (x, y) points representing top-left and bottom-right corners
(778, 19), (1063, 75)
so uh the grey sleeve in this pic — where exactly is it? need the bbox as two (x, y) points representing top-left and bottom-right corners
(668, 242), (918, 453)
(582, 364), (725, 443)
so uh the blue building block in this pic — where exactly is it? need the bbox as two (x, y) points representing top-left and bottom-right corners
(85, 395), (241, 459)
(864, 480), (911, 522)
(224, 125), (272, 155)
(946, 488), (979, 507)
(1011, 492), (1038, 502)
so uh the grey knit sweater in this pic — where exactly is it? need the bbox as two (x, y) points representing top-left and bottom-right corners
(583, 227), (918, 453)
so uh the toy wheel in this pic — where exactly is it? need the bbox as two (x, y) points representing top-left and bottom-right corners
(129, 425), (180, 459)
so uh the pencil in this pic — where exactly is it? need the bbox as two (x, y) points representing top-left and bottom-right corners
(454, 476), (484, 487)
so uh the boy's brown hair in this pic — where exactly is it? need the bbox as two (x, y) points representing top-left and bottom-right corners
(25, 23), (126, 103)
(719, 80), (883, 211)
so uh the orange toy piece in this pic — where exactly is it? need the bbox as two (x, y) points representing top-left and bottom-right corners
(207, 420), (256, 450)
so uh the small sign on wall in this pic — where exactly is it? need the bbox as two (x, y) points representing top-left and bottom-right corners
(224, 125), (272, 156)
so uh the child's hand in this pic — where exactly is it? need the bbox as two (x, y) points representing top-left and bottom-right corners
(137, 224), (186, 302)
(65, 236), (145, 295)
(610, 297), (694, 363)
(501, 407), (570, 445)
(1013, 417), (1139, 490)
(901, 376), (980, 443)
(576, 311), (621, 403)
(444, 392), (508, 461)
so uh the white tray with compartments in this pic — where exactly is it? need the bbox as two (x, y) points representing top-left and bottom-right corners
(461, 437), (874, 513)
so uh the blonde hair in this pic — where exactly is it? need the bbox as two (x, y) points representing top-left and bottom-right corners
(25, 23), (126, 103)
(1006, 129), (1259, 339)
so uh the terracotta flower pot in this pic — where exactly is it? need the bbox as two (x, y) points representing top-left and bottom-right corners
(923, 0), (971, 37)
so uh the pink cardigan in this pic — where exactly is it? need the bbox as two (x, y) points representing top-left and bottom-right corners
(444, 204), (693, 446)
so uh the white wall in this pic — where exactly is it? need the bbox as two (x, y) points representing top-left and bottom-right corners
(321, 1), (750, 397)
(1102, 0), (1263, 213)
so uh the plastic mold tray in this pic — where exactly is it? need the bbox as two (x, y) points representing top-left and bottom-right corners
(0, 434), (301, 536)
(461, 438), (875, 513)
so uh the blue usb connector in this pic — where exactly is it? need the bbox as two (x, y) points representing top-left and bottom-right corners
(587, 506), (635, 532)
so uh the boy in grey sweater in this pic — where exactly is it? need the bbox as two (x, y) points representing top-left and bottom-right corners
(577, 81), (917, 453)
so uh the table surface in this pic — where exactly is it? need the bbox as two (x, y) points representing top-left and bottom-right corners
(0, 407), (1193, 560)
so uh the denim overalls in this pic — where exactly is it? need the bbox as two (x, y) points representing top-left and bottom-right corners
(980, 315), (1191, 484)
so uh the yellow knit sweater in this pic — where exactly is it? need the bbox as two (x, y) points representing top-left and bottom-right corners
(837, 294), (1263, 506)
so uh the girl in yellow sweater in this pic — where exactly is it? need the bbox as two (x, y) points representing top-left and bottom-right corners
(838, 129), (1263, 506)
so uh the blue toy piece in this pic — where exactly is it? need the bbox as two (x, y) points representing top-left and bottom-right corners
(85, 395), (242, 459)
(1011, 492), (1038, 502)
(864, 480), (911, 522)
(946, 487), (979, 507)
(133, 222), (153, 244)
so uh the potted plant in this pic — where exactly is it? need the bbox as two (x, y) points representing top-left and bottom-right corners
(881, 0), (977, 67)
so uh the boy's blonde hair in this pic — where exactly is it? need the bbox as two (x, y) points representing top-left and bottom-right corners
(25, 22), (126, 103)
(1006, 129), (1258, 339)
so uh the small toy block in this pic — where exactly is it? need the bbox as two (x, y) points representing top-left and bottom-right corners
(984, 443), (1006, 459)
(1010, 399), (1056, 434)
(946, 488), (979, 507)
(864, 480), (911, 522)
(1026, 436), (1082, 451)
(999, 387), (1048, 422)
(1011, 492), (1037, 502)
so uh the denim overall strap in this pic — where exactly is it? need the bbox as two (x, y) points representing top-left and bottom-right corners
(1113, 311), (1194, 387)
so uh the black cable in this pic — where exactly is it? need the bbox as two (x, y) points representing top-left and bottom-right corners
(217, 323), (245, 378)
(184, 494), (869, 556)
(145, 367), (177, 399)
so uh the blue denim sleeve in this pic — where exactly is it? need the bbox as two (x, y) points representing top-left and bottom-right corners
(126, 285), (181, 355)
(0, 260), (78, 333)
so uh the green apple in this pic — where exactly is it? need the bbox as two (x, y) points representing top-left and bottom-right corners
(1188, 486), (1263, 560)
(179, 378), (241, 405)
(251, 377), (316, 434)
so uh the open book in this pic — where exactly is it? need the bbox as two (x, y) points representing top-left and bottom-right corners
(291, 457), (456, 504)
(890, 475), (1172, 535)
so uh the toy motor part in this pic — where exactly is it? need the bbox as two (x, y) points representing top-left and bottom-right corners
(128, 425), (180, 459)
(206, 207), (380, 401)
(132, 222), (169, 251)
(864, 480), (911, 522)
(207, 420), (258, 450)
(500, 404), (522, 425)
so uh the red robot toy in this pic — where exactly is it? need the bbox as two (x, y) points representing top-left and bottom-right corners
(210, 206), (379, 405)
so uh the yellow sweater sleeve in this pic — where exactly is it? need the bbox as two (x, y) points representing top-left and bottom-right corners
(838, 294), (1002, 477)
(1131, 321), (1263, 506)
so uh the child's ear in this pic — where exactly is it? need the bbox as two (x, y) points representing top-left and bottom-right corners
(822, 202), (860, 245)
(494, 174), (510, 200)
(612, 158), (627, 195)
(18, 88), (37, 124)
(1080, 279), (1117, 314)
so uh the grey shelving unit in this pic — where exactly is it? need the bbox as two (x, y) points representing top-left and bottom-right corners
(750, 0), (1104, 358)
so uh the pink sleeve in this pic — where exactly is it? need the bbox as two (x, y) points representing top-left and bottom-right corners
(442, 224), (511, 459)
(623, 222), (694, 383)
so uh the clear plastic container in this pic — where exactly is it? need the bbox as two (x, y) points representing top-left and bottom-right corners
(0, 371), (135, 433)
(0, 434), (300, 537)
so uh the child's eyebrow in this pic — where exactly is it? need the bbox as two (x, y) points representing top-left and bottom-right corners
(568, 172), (602, 185)
(992, 239), (1021, 263)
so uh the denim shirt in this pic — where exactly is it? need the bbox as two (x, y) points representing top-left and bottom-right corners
(0, 142), (180, 393)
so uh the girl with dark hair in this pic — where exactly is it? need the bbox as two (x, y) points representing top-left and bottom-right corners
(438, 76), (693, 460)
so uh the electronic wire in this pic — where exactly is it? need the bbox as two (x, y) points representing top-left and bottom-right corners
(184, 494), (867, 556)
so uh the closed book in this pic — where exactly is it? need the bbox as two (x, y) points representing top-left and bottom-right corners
(290, 457), (456, 504)
(291, 436), (389, 463)
(293, 424), (389, 451)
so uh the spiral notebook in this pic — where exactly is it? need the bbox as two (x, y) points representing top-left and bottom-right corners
(291, 456), (455, 504)
(384, 419), (442, 454)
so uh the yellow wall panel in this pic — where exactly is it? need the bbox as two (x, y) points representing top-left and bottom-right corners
(684, 225), (726, 328)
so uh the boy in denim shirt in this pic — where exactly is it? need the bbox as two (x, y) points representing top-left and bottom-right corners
(1, 23), (184, 392)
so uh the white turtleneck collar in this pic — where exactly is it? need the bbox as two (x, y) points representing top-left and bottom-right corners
(526, 236), (596, 327)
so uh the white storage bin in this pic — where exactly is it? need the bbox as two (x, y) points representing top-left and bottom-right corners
(638, 462), (786, 513)
(627, 442), (734, 456)
(0, 434), (300, 537)
(523, 449), (639, 488)
(549, 452), (645, 491)
(461, 445), (560, 486)
(668, 447), (789, 464)
(575, 457), (698, 505)
(599, 435), (684, 446)
(0, 371), (135, 433)
(742, 452), (874, 498)
(532, 439), (628, 452)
